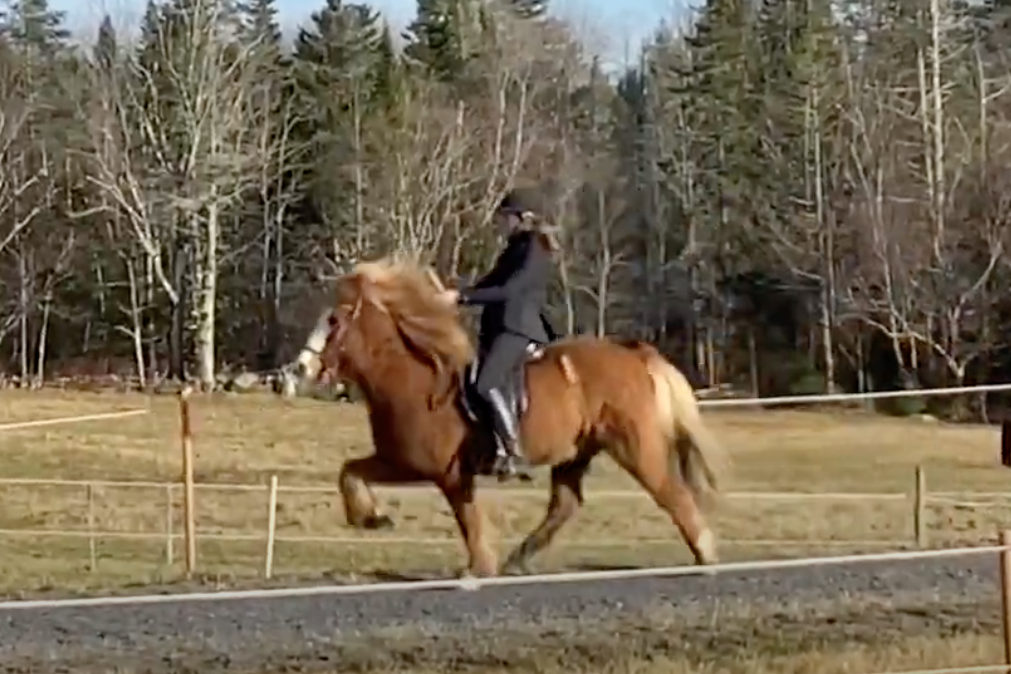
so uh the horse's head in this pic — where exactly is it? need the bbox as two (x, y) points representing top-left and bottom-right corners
(294, 277), (365, 386)
(295, 257), (475, 394)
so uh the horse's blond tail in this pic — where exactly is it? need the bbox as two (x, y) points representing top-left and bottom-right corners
(643, 352), (729, 509)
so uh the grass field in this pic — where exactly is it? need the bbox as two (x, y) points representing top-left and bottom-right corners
(0, 388), (1008, 595)
(1, 388), (1008, 673)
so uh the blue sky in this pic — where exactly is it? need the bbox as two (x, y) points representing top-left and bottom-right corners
(54, 0), (691, 65)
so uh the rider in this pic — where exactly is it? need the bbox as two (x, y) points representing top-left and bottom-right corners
(440, 188), (558, 480)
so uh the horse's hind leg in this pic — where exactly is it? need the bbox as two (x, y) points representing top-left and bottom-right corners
(339, 455), (423, 530)
(610, 430), (717, 566)
(501, 455), (592, 575)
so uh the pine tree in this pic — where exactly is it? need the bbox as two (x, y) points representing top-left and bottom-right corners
(403, 0), (480, 80)
(1, 0), (69, 59)
(370, 21), (401, 108)
(136, 0), (162, 57)
(94, 14), (117, 72)
(236, 0), (282, 57)
(236, 0), (286, 115)
(504, 0), (548, 19)
(294, 0), (385, 88)
(291, 0), (389, 255)
(679, 0), (764, 276)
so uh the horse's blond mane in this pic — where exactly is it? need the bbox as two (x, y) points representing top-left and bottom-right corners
(346, 256), (475, 373)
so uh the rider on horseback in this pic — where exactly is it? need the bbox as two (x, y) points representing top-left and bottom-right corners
(439, 188), (559, 480)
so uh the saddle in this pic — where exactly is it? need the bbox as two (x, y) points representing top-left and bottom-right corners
(459, 341), (546, 440)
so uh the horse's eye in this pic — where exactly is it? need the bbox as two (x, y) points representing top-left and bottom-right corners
(328, 312), (339, 328)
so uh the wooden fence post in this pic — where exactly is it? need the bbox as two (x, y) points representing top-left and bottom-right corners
(914, 465), (927, 549)
(179, 386), (197, 578)
(1002, 421), (1011, 468)
(264, 475), (279, 579)
(1000, 529), (1011, 668)
(165, 483), (174, 567)
(86, 483), (97, 571)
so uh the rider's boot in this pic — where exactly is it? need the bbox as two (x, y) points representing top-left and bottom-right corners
(487, 388), (532, 482)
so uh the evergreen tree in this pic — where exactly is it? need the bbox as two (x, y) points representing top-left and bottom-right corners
(94, 14), (117, 72)
(136, 0), (163, 65)
(679, 0), (764, 276)
(291, 0), (389, 255)
(369, 21), (401, 108)
(236, 0), (286, 116)
(237, 0), (282, 57)
(1, 0), (68, 59)
(504, 0), (548, 19)
(294, 0), (385, 92)
(403, 0), (480, 80)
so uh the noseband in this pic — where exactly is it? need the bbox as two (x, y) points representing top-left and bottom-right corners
(316, 293), (365, 377)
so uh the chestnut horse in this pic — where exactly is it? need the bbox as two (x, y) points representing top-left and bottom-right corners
(295, 257), (728, 578)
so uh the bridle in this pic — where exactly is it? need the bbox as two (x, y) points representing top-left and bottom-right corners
(315, 293), (365, 380)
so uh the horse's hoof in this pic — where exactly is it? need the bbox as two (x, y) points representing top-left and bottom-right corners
(694, 528), (718, 566)
(456, 572), (481, 591)
(500, 559), (531, 576)
(362, 514), (395, 530)
(501, 544), (534, 575)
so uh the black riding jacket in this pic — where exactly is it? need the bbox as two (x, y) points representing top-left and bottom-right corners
(459, 231), (556, 346)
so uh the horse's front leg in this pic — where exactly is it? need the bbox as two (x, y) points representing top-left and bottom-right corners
(439, 474), (498, 579)
(338, 455), (423, 530)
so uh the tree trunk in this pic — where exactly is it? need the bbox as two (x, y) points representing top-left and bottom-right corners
(194, 200), (219, 390)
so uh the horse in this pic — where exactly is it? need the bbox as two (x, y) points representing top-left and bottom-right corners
(294, 257), (729, 579)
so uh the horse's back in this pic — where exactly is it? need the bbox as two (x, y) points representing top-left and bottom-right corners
(546, 335), (703, 391)
(531, 335), (660, 399)
(544, 334), (658, 367)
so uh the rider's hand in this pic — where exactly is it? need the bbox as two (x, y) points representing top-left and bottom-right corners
(438, 289), (460, 306)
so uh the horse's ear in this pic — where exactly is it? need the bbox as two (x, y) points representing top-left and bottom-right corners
(425, 268), (446, 293)
(354, 273), (382, 310)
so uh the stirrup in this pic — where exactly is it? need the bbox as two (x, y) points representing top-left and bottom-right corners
(493, 451), (532, 482)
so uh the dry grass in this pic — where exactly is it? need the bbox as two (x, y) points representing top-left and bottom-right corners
(346, 635), (1005, 674)
(259, 596), (1003, 674)
(0, 388), (1007, 594)
(2, 389), (1007, 674)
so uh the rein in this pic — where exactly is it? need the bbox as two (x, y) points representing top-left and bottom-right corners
(316, 293), (365, 379)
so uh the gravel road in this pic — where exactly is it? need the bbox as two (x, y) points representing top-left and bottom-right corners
(0, 554), (1003, 673)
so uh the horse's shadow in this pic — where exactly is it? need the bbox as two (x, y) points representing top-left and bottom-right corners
(569, 563), (634, 573)
(363, 561), (630, 582)
(365, 563), (634, 584)
(368, 570), (441, 583)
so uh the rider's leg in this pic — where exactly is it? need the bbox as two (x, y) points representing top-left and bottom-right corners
(475, 332), (530, 476)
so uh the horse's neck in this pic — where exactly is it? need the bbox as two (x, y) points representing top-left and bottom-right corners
(355, 354), (446, 416)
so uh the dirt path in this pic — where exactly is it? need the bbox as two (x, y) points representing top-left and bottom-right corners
(0, 554), (1001, 673)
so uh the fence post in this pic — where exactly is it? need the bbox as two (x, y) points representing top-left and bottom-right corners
(165, 484), (174, 566)
(1002, 421), (1011, 468)
(1000, 529), (1011, 667)
(179, 385), (197, 578)
(264, 475), (279, 579)
(914, 465), (927, 548)
(86, 483), (97, 571)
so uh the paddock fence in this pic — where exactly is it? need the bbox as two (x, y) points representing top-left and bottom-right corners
(2, 383), (1011, 580)
(4, 388), (1011, 674)
(0, 464), (1007, 579)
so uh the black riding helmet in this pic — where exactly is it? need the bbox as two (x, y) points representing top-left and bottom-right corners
(496, 187), (541, 217)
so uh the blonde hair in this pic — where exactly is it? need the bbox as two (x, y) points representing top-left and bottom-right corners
(516, 211), (562, 254)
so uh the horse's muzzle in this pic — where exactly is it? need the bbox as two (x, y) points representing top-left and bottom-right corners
(294, 351), (321, 383)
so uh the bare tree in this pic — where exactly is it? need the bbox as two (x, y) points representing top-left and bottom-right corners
(80, 0), (261, 389)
